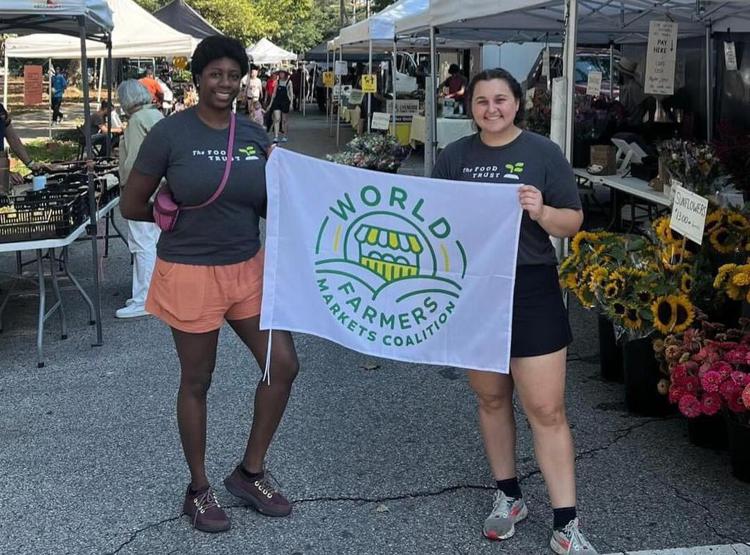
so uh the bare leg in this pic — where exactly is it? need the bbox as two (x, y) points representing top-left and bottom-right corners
(272, 110), (281, 139)
(171, 327), (220, 490)
(468, 370), (517, 480)
(512, 348), (576, 508)
(281, 112), (289, 136)
(226, 316), (299, 473)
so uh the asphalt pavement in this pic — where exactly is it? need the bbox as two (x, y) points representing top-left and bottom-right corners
(0, 107), (748, 555)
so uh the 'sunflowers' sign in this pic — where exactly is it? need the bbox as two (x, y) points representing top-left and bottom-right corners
(669, 185), (708, 244)
(261, 149), (522, 373)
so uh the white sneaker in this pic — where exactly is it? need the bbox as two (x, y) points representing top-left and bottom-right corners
(125, 298), (135, 306)
(115, 304), (150, 319)
(483, 490), (528, 540)
(550, 518), (598, 554)
(280, 136), (289, 143)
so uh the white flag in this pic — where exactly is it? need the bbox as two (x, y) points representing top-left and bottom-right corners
(261, 149), (522, 373)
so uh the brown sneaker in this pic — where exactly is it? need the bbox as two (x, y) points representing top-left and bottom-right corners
(223, 467), (292, 517)
(182, 485), (231, 533)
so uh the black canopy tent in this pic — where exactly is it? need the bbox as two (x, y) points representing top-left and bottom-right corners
(0, 2), (114, 349)
(153, 0), (221, 40)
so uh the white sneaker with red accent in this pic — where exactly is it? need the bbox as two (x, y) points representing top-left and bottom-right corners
(483, 490), (528, 540)
(550, 518), (598, 554)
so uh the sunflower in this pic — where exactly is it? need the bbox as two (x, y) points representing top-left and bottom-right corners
(604, 281), (620, 299)
(637, 289), (654, 304)
(653, 217), (682, 245)
(713, 264), (736, 289)
(671, 294), (695, 333)
(652, 296), (676, 334)
(622, 306), (643, 330)
(588, 266), (608, 292)
(709, 228), (735, 254)
(611, 301), (627, 316)
(562, 272), (578, 291)
(570, 231), (591, 256)
(680, 273), (693, 293)
(728, 212), (750, 232)
(704, 209), (725, 234)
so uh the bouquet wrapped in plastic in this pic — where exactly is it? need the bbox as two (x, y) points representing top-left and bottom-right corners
(327, 133), (411, 173)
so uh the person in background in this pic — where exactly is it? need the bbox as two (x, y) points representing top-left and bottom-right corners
(121, 35), (299, 534)
(0, 102), (45, 191)
(115, 80), (163, 319)
(290, 67), (302, 111)
(139, 66), (164, 108)
(432, 68), (597, 554)
(616, 58), (654, 130)
(268, 70), (293, 143)
(156, 75), (174, 116)
(243, 66), (264, 115)
(89, 101), (123, 153)
(265, 72), (279, 105)
(249, 100), (265, 128)
(441, 63), (468, 105)
(51, 66), (67, 124)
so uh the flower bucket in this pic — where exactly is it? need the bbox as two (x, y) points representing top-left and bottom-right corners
(725, 413), (750, 483)
(687, 414), (728, 450)
(598, 314), (623, 382)
(622, 337), (671, 416)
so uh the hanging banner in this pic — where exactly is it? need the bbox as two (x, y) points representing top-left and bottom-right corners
(586, 71), (602, 96)
(262, 149), (523, 373)
(644, 20), (679, 95)
(724, 42), (738, 71)
(361, 74), (377, 93)
(23, 65), (44, 106)
(335, 60), (348, 76)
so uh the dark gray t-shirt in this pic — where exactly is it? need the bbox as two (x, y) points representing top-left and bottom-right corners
(134, 107), (270, 265)
(432, 131), (581, 266)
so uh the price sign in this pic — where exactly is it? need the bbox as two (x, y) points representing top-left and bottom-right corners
(724, 41), (738, 71)
(23, 65), (44, 106)
(644, 20), (678, 95)
(586, 71), (602, 96)
(322, 71), (335, 88)
(669, 185), (708, 245)
(361, 74), (377, 93)
(334, 60), (348, 76)
(371, 112), (391, 131)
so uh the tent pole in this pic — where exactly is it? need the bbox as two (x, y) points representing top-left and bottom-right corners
(302, 60), (306, 117)
(96, 57), (104, 103)
(328, 49), (333, 137)
(3, 52), (8, 107)
(79, 17), (103, 347)
(48, 58), (53, 140)
(392, 39), (397, 138)
(106, 42), (113, 156)
(563, 0), (578, 162)
(427, 26), (438, 173)
(367, 39), (372, 133)
(609, 41), (614, 98)
(705, 24), (713, 141)
(336, 46), (342, 147)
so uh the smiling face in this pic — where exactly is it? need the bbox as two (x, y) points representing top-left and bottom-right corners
(196, 57), (242, 111)
(470, 78), (520, 136)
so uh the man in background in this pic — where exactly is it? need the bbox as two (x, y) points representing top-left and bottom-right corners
(51, 66), (67, 124)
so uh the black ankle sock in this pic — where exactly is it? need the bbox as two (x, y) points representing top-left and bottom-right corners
(553, 506), (577, 530)
(239, 464), (264, 480)
(495, 477), (522, 499)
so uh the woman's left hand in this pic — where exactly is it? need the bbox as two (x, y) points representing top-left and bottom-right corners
(518, 185), (545, 221)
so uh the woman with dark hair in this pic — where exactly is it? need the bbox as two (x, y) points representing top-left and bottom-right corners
(432, 68), (597, 554)
(441, 63), (467, 104)
(268, 69), (294, 143)
(121, 35), (299, 533)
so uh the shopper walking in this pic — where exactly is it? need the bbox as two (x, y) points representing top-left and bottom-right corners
(432, 68), (597, 555)
(115, 80), (163, 319)
(268, 70), (293, 143)
(121, 35), (299, 533)
(51, 66), (67, 123)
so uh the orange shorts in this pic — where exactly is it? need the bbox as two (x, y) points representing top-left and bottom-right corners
(146, 250), (264, 333)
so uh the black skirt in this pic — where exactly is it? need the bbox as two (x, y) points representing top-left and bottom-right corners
(510, 264), (572, 358)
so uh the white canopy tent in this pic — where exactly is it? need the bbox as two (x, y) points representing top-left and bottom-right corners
(5, 0), (198, 59)
(246, 38), (297, 65)
(0, 0), (115, 349)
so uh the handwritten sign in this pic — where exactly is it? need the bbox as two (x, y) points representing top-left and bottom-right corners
(348, 89), (364, 106)
(644, 20), (678, 95)
(586, 71), (602, 96)
(371, 112), (391, 131)
(322, 71), (335, 88)
(669, 185), (708, 244)
(23, 65), (44, 106)
(361, 74), (377, 93)
(334, 60), (348, 76)
(724, 42), (738, 71)
(385, 99), (419, 122)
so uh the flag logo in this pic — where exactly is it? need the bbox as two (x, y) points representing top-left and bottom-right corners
(314, 184), (466, 349)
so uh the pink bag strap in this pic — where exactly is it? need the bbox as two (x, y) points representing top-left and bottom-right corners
(185, 112), (236, 210)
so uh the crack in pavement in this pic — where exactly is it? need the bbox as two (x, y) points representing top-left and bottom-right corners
(106, 514), (183, 555)
(576, 417), (674, 462)
(672, 485), (745, 545)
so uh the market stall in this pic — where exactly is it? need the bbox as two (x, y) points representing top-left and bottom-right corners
(153, 0), (222, 40)
(246, 38), (297, 65)
(0, 0), (115, 359)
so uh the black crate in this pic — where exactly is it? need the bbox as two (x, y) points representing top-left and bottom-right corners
(0, 191), (88, 243)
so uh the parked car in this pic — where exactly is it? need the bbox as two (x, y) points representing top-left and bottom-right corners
(524, 47), (620, 97)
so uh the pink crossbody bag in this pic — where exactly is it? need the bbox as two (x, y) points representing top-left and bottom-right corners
(153, 113), (236, 232)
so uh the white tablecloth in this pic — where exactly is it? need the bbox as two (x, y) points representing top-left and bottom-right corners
(409, 115), (475, 149)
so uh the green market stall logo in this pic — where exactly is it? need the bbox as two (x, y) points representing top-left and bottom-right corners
(315, 184), (467, 349)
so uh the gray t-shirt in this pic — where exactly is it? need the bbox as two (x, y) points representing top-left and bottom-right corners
(134, 107), (270, 265)
(432, 131), (581, 266)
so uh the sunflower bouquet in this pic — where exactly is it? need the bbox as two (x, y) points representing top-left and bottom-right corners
(714, 260), (750, 303)
(653, 319), (750, 421)
(561, 230), (696, 337)
(704, 208), (750, 256)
